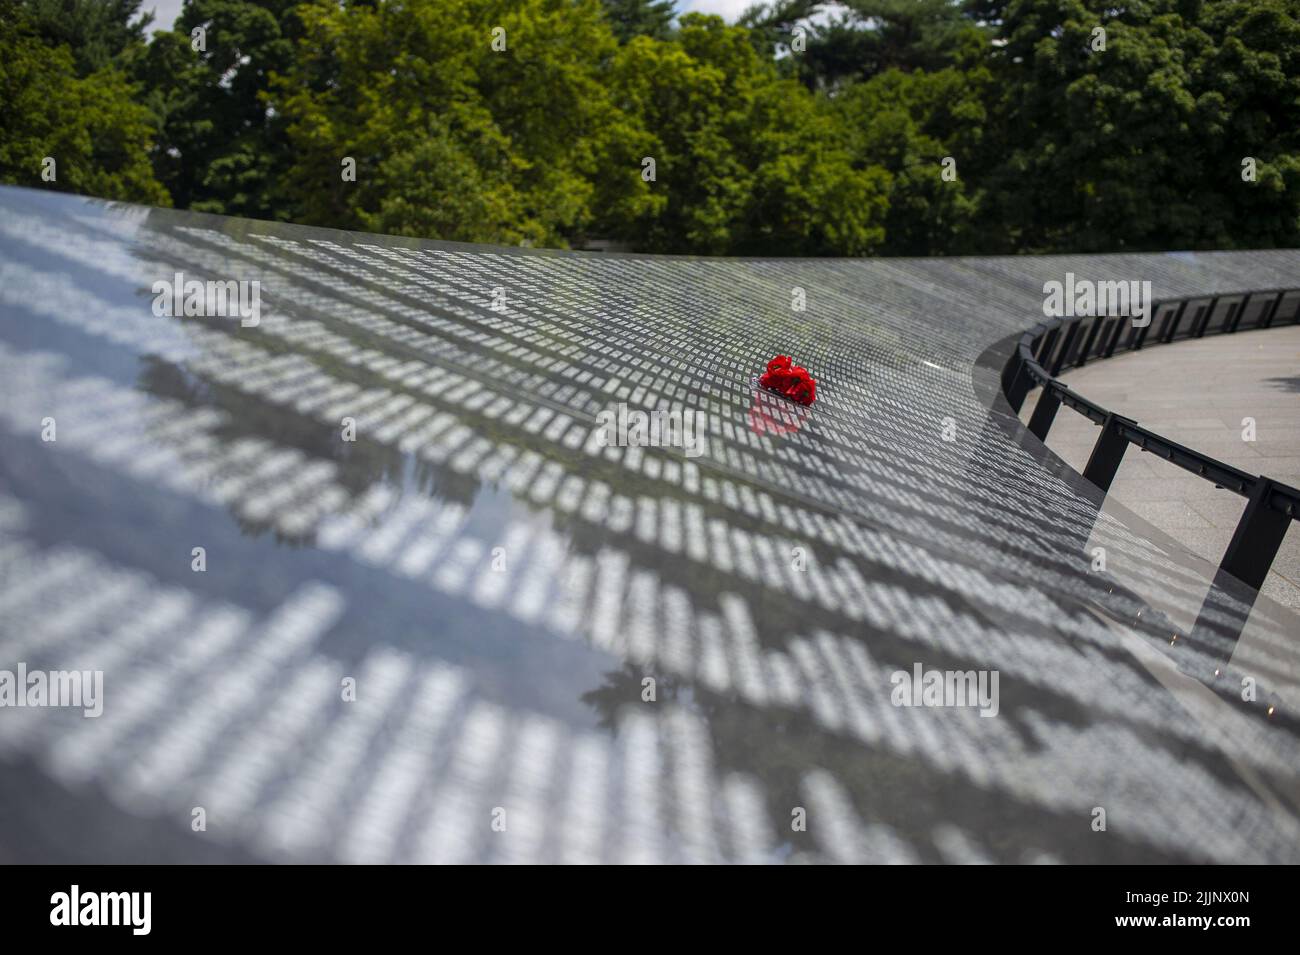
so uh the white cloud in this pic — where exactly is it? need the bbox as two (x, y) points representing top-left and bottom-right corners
(679, 0), (846, 27)
(680, 0), (759, 21)
(142, 0), (184, 36)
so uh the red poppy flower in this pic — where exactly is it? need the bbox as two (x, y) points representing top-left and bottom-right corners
(759, 354), (817, 406)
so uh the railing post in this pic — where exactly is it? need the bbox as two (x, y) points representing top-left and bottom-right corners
(1221, 301), (1239, 333)
(1076, 316), (1105, 367)
(1152, 304), (1172, 343)
(1082, 412), (1135, 492)
(1050, 321), (1081, 375)
(1036, 326), (1059, 363)
(1219, 478), (1292, 592)
(1162, 299), (1188, 343)
(1227, 293), (1252, 333)
(1195, 297), (1218, 337)
(1125, 316), (1143, 350)
(1000, 346), (1019, 394)
(1261, 291), (1285, 329)
(1027, 385), (1062, 441)
(1103, 315), (1127, 357)
(1134, 315), (1152, 349)
(1007, 358), (1032, 413)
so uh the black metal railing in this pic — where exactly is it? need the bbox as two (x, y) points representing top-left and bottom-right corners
(1002, 287), (1300, 593)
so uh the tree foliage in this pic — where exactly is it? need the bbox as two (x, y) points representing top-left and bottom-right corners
(139, 0), (300, 218)
(267, 0), (653, 245)
(2, 0), (1298, 254)
(0, 0), (169, 205)
(609, 14), (888, 254)
(983, 0), (1300, 251)
(600, 0), (675, 43)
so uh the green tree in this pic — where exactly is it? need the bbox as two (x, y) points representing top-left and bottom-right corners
(18, 0), (153, 75)
(1189, 0), (1300, 248)
(271, 0), (655, 246)
(980, 0), (1300, 252)
(141, 0), (300, 218)
(600, 0), (676, 42)
(741, 0), (987, 90)
(3, 0), (1294, 257)
(0, 0), (170, 205)
(833, 62), (991, 254)
(607, 13), (889, 254)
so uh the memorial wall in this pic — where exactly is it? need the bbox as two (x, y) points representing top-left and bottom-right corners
(1, 186), (1298, 863)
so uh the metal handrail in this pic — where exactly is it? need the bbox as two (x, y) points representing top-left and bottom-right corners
(1003, 287), (1300, 593)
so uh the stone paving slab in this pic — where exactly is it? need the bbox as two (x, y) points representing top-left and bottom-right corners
(1023, 325), (1300, 608)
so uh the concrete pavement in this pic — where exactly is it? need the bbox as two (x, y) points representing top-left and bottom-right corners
(1021, 325), (1300, 608)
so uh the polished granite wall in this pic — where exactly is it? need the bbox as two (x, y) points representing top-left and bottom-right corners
(1, 186), (1297, 863)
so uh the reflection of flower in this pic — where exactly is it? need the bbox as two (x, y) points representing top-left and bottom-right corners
(759, 355), (817, 405)
(749, 385), (810, 436)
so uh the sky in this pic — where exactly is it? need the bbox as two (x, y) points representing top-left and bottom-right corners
(142, 0), (182, 33)
(680, 0), (756, 17)
(142, 0), (757, 36)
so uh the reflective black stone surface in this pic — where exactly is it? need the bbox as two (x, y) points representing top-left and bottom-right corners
(1, 186), (1297, 863)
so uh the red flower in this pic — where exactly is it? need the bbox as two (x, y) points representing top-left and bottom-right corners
(759, 354), (817, 406)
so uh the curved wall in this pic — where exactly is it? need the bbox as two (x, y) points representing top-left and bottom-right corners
(1, 186), (1297, 863)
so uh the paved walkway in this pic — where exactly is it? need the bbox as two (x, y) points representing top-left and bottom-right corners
(1020, 325), (1300, 609)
